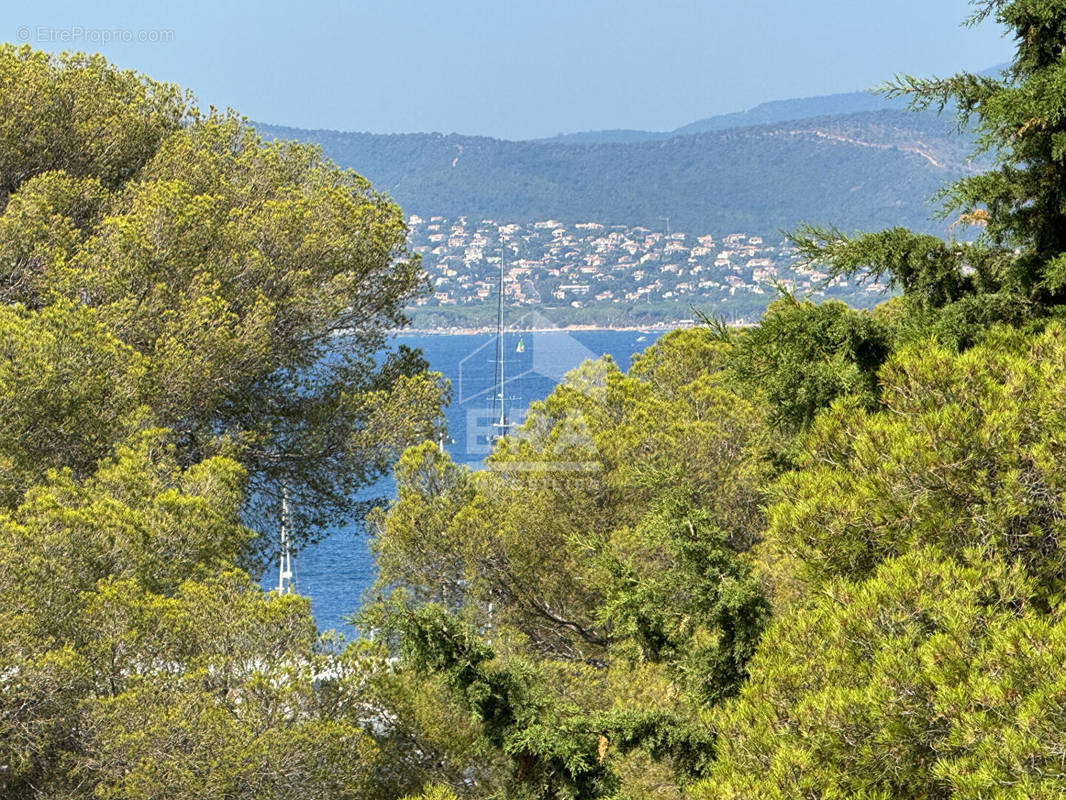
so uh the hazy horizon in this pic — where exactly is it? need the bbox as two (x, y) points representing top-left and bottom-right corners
(11, 0), (1015, 140)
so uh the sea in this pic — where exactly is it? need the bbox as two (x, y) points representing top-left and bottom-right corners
(271, 328), (667, 636)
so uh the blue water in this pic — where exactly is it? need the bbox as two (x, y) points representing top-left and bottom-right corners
(279, 328), (666, 636)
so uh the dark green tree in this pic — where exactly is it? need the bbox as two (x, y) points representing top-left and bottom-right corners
(597, 496), (770, 707)
(727, 296), (891, 437)
(791, 0), (1066, 345)
(388, 603), (716, 800)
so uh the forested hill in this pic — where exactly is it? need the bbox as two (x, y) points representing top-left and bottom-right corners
(256, 107), (979, 237)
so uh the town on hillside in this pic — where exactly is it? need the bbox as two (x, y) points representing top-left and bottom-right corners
(405, 214), (893, 329)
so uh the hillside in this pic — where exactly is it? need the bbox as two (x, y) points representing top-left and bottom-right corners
(256, 107), (979, 237)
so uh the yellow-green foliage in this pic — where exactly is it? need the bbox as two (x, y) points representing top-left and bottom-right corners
(0, 302), (147, 504)
(769, 323), (1066, 593)
(692, 549), (1066, 800)
(0, 44), (446, 554)
(373, 326), (774, 668)
(0, 44), (448, 800)
(18, 1), (1066, 797)
(0, 46), (188, 201)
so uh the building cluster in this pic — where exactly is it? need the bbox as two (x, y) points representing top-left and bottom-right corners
(406, 215), (890, 316)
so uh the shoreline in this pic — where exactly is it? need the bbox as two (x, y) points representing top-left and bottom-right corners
(387, 322), (697, 336)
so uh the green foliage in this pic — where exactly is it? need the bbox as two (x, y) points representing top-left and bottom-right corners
(71, 574), (377, 800)
(401, 787), (461, 800)
(790, 225), (1044, 349)
(393, 603), (613, 800)
(692, 548), (1066, 800)
(369, 441), (487, 612)
(0, 45), (453, 800)
(597, 497), (770, 705)
(23, 3), (1066, 797)
(2, 430), (249, 607)
(370, 328), (772, 796)
(373, 329), (773, 665)
(389, 604), (718, 800)
(0, 435), (269, 796)
(0, 46), (447, 557)
(793, 0), (1066, 341)
(591, 709), (716, 788)
(903, 2), (1066, 294)
(768, 323), (1066, 592)
(348, 638), (499, 798)
(728, 296), (891, 435)
(791, 226), (997, 310)
(0, 46), (188, 202)
(0, 427), (494, 800)
(374, 6), (1066, 798)
(0, 302), (147, 505)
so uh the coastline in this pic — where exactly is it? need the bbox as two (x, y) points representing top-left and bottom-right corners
(388, 321), (697, 336)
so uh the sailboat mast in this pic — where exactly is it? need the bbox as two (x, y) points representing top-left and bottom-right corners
(492, 253), (509, 439)
(498, 255), (505, 429)
(277, 488), (293, 595)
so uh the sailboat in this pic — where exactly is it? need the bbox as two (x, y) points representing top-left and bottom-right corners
(491, 255), (513, 442)
(515, 336), (525, 353)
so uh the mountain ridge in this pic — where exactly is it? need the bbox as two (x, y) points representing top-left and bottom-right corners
(254, 82), (990, 238)
(535, 89), (909, 144)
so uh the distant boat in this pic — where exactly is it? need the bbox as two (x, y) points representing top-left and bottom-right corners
(516, 337), (525, 353)
(636, 335), (646, 342)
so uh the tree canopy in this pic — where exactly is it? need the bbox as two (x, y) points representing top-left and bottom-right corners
(17, 1), (1066, 798)
(0, 44), (447, 560)
(0, 45), (451, 800)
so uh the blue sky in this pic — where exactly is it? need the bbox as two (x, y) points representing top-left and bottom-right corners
(11, 1), (1014, 139)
